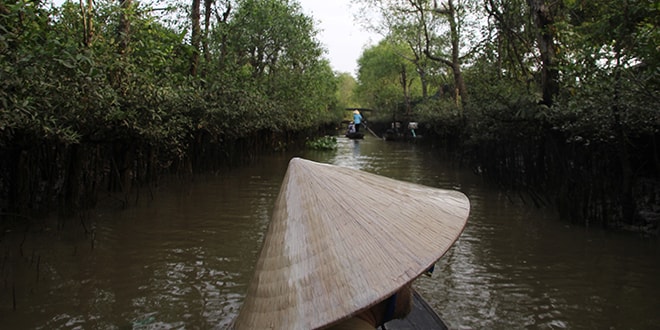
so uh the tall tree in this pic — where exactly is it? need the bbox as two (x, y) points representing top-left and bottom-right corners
(201, 0), (214, 78)
(427, 0), (468, 105)
(385, 6), (437, 99)
(118, 0), (132, 54)
(81, 0), (94, 46)
(483, 0), (535, 80)
(190, 0), (201, 76)
(353, 0), (474, 106)
(526, 0), (560, 106)
(336, 72), (360, 111)
(219, 0), (338, 127)
(356, 40), (420, 121)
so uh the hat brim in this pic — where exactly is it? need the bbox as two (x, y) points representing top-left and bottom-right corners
(233, 158), (470, 329)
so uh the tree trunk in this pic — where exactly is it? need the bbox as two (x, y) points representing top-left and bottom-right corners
(117, 0), (132, 54)
(527, 0), (559, 107)
(418, 68), (429, 99)
(447, 0), (467, 106)
(201, 0), (212, 78)
(400, 64), (412, 116)
(62, 144), (82, 217)
(80, 0), (94, 47)
(190, 0), (201, 76)
(612, 52), (637, 226)
(426, 0), (468, 106)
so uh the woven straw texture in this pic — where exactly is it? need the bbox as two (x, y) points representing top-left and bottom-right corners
(233, 158), (470, 329)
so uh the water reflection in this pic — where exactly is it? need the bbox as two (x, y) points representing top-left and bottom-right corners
(2, 136), (659, 329)
(311, 136), (660, 329)
(326, 138), (373, 171)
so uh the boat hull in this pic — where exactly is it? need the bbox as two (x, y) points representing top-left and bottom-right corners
(345, 132), (364, 139)
(385, 290), (448, 330)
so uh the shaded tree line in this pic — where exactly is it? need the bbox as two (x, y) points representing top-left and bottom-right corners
(353, 0), (659, 233)
(0, 0), (342, 219)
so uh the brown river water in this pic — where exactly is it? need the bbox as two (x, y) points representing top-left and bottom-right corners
(2, 136), (659, 329)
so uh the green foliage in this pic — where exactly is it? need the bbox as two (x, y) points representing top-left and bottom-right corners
(0, 0), (340, 148)
(551, 68), (659, 146)
(3, 0), (657, 227)
(0, 0), (347, 215)
(202, 0), (340, 132)
(356, 39), (422, 121)
(353, 0), (659, 230)
(335, 72), (360, 120)
(305, 135), (337, 150)
(547, 0), (660, 146)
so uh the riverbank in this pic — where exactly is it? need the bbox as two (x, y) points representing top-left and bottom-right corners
(364, 117), (659, 236)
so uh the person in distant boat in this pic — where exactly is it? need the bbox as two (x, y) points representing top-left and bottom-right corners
(347, 121), (356, 134)
(232, 158), (470, 330)
(353, 110), (363, 132)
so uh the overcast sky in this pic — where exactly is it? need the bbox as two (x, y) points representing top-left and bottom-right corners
(296, 0), (382, 76)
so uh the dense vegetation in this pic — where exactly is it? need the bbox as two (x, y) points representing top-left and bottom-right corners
(1, 0), (658, 234)
(1, 0), (342, 218)
(353, 0), (659, 233)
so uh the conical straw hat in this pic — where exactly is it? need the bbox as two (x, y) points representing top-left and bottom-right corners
(233, 157), (470, 330)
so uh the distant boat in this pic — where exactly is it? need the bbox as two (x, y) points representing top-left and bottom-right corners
(345, 131), (364, 139)
(384, 121), (422, 141)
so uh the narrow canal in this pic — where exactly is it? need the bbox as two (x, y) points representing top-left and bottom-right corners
(2, 136), (659, 329)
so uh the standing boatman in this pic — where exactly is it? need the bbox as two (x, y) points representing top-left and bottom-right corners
(353, 110), (363, 132)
